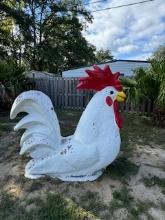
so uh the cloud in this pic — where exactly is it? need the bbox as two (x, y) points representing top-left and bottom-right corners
(83, 0), (165, 60)
(126, 52), (152, 60)
(118, 45), (139, 53)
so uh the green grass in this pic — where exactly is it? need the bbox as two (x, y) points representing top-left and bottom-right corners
(56, 110), (165, 154)
(109, 187), (156, 219)
(0, 123), (12, 132)
(0, 191), (97, 220)
(142, 176), (165, 194)
(0, 113), (17, 137)
(160, 201), (165, 211)
(1, 109), (165, 149)
(130, 200), (155, 220)
(112, 187), (133, 204)
(109, 187), (133, 214)
(56, 109), (82, 136)
(0, 120), (12, 137)
(14, 175), (27, 188)
(0, 110), (165, 219)
(121, 113), (165, 149)
(106, 157), (139, 181)
(26, 180), (43, 192)
(79, 191), (109, 219)
(13, 176), (46, 194)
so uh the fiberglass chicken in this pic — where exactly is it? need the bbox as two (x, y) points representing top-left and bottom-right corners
(10, 65), (126, 181)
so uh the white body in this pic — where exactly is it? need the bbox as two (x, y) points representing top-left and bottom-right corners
(10, 87), (121, 181)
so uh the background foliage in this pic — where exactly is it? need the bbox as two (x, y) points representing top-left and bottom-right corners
(0, 0), (100, 73)
(121, 58), (165, 126)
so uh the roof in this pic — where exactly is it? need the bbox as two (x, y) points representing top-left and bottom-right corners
(63, 59), (150, 72)
(99, 59), (150, 64)
(62, 59), (151, 77)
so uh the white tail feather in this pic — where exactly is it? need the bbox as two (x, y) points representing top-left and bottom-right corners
(20, 126), (51, 146)
(10, 90), (61, 158)
(20, 135), (56, 156)
(14, 114), (47, 131)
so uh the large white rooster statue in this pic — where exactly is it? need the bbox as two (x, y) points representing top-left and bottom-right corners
(10, 65), (126, 181)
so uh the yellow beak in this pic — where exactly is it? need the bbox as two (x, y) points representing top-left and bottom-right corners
(116, 91), (126, 102)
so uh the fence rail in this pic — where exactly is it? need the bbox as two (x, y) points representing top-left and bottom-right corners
(34, 78), (93, 110)
(0, 77), (153, 112)
(21, 77), (153, 113)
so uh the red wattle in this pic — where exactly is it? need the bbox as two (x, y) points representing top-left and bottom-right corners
(106, 96), (113, 106)
(113, 100), (123, 128)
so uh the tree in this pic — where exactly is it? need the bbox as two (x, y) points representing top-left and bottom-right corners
(0, 0), (26, 64)
(95, 49), (113, 63)
(151, 44), (165, 61)
(0, 5), (13, 59)
(0, 0), (96, 72)
(0, 59), (25, 109)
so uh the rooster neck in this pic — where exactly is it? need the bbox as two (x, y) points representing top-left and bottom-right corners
(74, 92), (119, 144)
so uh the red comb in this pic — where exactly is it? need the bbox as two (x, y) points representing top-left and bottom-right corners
(76, 65), (123, 91)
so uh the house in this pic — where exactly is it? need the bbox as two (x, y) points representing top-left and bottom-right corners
(23, 70), (55, 78)
(62, 60), (151, 78)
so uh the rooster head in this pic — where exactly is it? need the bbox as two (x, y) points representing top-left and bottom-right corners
(77, 65), (126, 128)
(77, 64), (126, 106)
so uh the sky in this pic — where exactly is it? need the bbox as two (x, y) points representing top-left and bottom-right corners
(82, 0), (165, 60)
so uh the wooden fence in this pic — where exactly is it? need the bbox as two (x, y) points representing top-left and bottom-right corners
(34, 77), (93, 110)
(23, 77), (153, 113)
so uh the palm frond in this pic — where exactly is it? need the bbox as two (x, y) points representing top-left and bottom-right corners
(157, 79), (165, 105)
(120, 77), (139, 103)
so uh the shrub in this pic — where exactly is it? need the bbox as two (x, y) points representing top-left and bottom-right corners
(0, 60), (25, 110)
(121, 60), (165, 126)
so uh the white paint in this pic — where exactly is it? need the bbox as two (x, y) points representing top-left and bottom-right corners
(10, 87), (122, 181)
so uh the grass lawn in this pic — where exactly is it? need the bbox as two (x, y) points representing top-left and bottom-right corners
(0, 109), (165, 220)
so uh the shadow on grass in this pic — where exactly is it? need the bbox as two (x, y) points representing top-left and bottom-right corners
(106, 157), (139, 182)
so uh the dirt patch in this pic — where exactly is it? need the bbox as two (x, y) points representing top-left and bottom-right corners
(0, 111), (165, 219)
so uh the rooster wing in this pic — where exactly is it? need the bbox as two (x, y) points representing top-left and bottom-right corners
(26, 140), (99, 176)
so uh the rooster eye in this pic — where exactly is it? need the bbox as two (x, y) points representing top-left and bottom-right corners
(110, 91), (114, 95)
